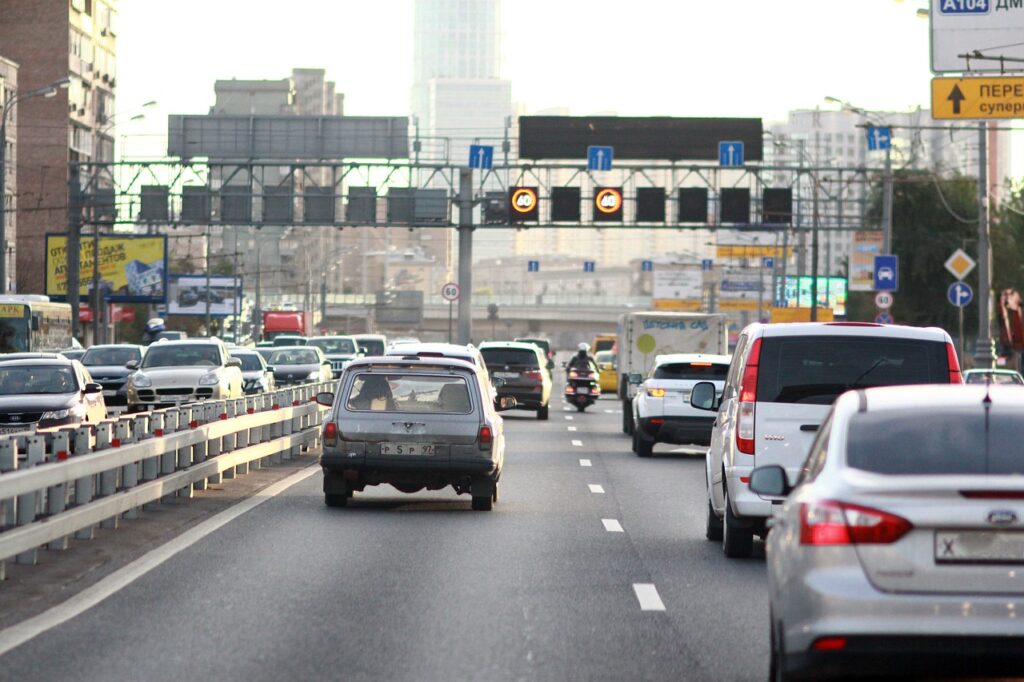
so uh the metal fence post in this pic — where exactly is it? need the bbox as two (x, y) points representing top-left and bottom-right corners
(95, 422), (118, 529)
(207, 402), (222, 486)
(177, 406), (193, 498)
(192, 403), (208, 492)
(235, 399), (250, 475)
(0, 437), (17, 529)
(15, 435), (46, 564)
(222, 400), (237, 479)
(73, 425), (95, 540)
(116, 419), (138, 520)
(46, 430), (72, 551)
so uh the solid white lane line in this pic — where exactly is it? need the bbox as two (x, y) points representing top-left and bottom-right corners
(603, 409), (614, 414)
(588, 484), (605, 494)
(0, 464), (320, 657)
(563, 406), (571, 411)
(633, 583), (666, 611)
(579, 458), (592, 467)
(571, 440), (583, 447)
(567, 426), (577, 432)
(602, 518), (624, 533)
(564, 416), (573, 421)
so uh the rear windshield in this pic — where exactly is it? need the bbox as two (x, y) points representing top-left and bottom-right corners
(756, 336), (948, 405)
(481, 348), (539, 367)
(346, 373), (473, 414)
(82, 346), (141, 366)
(594, 339), (615, 352)
(654, 362), (728, 380)
(271, 349), (319, 365)
(358, 339), (386, 356)
(309, 338), (356, 354)
(965, 372), (1023, 385)
(232, 354), (264, 371)
(847, 408), (1024, 475)
(517, 339), (550, 353)
(142, 345), (220, 368)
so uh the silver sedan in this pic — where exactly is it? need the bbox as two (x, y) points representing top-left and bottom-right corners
(750, 384), (1024, 681)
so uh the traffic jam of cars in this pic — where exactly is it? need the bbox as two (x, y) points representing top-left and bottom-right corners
(3, 300), (1024, 679)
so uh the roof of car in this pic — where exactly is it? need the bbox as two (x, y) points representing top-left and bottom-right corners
(343, 355), (478, 373)
(842, 384), (1024, 414)
(653, 353), (731, 366)
(0, 352), (66, 360)
(478, 341), (543, 352)
(229, 348), (261, 355)
(964, 368), (1021, 375)
(309, 335), (357, 341)
(353, 334), (386, 340)
(384, 342), (476, 357)
(746, 322), (952, 341)
(84, 344), (143, 350)
(148, 339), (225, 347)
(0, 357), (75, 367)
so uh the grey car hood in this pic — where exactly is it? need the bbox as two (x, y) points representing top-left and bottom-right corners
(83, 364), (134, 380)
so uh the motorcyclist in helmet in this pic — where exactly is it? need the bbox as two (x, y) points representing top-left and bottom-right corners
(567, 342), (597, 373)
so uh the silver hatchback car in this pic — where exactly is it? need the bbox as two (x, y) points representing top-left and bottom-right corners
(317, 357), (514, 511)
(750, 384), (1024, 681)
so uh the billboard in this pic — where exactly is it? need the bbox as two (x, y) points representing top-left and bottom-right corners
(775, 276), (848, 317)
(653, 266), (703, 300)
(46, 234), (167, 303)
(167, 275), (242, 317)
(930, 0), (1024, 73)
(849, 231), (884, 292)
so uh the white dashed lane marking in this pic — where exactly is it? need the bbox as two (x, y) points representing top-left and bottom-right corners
(588, 484), (605, 494)
(567, 426), (577, 432)
(602, 518), (624, 533)
(633, 583), (666, 611)
(579, 459), (592, 467)
(571, 440), (583, 447)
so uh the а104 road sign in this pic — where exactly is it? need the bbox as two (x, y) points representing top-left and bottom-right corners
(441, 282), (460, 302)
(948, 281), (974, 308)
(931, 77), (1024, 120)
(944, 248), (976, 280)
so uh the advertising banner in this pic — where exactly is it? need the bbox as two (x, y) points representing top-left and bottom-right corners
(775, 275), (848, 317)
(167, 275), (242, 317)
(46, 234), (167, 302)
(652, 266), (703, 300)
(849, 231), (884, 292)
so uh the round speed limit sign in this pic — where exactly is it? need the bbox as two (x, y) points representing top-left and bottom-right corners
(441, 282), (460, 302)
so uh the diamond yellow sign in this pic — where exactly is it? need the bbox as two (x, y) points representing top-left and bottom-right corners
(944, 248), (976, 281)
(931, 77), (1024, 120)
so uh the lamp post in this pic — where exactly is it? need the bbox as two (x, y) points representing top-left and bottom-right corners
(0, 77), (70, 294)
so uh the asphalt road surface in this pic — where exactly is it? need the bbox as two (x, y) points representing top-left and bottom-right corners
(0, 394), (770, 682)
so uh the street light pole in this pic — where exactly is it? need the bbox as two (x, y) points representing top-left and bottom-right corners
(881, 144), (894, 254)
(974, 123), (994, 368)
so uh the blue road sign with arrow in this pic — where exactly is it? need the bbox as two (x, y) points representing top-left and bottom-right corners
(762, 256), (774, 269)
(527, 260), (540, 273)
(587, 146), (613, 171)
(641, 260), (654, 272)
(702, 258), (714, 272)
(866, 127), (892, 151)
(718, 141), (744, 167)
(947, 281), (973, 308)
(469, 144), (493, 170)
(583, 261), (596, 273)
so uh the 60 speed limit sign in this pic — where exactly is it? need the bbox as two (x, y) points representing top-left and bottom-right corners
(441, 282), (460, 302)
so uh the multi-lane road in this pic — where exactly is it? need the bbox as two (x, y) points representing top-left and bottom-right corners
(0, 394), (770, 681)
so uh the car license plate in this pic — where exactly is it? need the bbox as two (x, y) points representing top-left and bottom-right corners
(935, 530), (1024, 563)
(103, 390), (117, 397)
(576, 387), (587, 394)
(380, 442), (435, 456)
(494, 371), (519, 379)
(0, 425), (30, 435)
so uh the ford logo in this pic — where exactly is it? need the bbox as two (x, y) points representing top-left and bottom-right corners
(987, 510), (1018, 526)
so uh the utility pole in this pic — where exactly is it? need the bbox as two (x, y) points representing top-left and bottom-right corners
(67, 165), (82, 339)
(457, 167), (473, 344)
(974, 123), (994, 368)
(204, 224), (212, 337)
(254, 244), (262, 342)
(881, 143), (894, 253)
(810, 170), (820, 322)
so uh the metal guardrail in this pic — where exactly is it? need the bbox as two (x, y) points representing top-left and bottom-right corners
(0, 382), (334, 580)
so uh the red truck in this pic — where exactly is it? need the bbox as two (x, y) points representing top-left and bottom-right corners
(262, 309), (312, 341)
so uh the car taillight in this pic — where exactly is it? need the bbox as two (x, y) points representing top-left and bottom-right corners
(737, 338), (761, 455)
(478, 424), (493, 450)
(525, 369), (543, 380)
(568, 370), (579, 379)
(323, 421), (338, 447)
(946, 342), (963, 383)
(799, 500), (912, 546)
(646, 388), (666, 398)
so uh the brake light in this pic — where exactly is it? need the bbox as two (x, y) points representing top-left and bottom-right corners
(646, 387), (666, 398)
(799, 500), (912, 546)
(323, 421), (338, 447)
(478, 424), (493, 449)
(812, 637), (847, 652)
(737, 338), (761, 455)
(946, 342), (963, 384)
(524, 369), (543, 380)
(690, 362), (713, 367)
(826, 322), (882, 327)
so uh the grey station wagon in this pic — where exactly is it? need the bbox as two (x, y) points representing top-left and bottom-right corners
(317, 356), (514, 511)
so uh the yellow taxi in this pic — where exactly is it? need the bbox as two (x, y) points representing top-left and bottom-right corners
(595, 350), (618, 394)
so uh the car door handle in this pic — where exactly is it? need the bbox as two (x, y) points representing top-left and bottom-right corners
(799, 424), (819, 432)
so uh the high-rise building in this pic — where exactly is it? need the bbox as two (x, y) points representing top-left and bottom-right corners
(0, 56), (18, 292)
(0, 0), (118, 294)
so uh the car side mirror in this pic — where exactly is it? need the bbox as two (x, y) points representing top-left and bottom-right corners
(227, 358), (242, 368)
(749, 465), (792, 498)
(266, 366), (275, 373)
(322, 360), (331, 367)
(628, 373), (643, 385)
(315, 391), (335, 407)
(493, 377), (506, 388)
(83, 382), (103, 395)
(690, 381), (720, 411)
(497, 396), (517, 411)
(125, 360), (139, 370)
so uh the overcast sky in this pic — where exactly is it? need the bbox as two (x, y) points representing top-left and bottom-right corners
(115, 0), (1020, 171)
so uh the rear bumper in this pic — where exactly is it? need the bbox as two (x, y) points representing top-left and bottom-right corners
(637, 416), (715, 445)
(320, 449), (498, 479)
(497, 387), (545, 409)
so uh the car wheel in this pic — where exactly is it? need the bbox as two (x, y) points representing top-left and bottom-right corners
(537, 404), (549, 420)
(622, 408), (629, 434)
(630, 428), (638, 453)
(705, 495), (724, 542)
(635, 430), (654, 458)
(492, 481), (500, 504)
(471, 494), (493, 511)
(769, 612), (788, 682)
(623, 401), (635, 435)
(324, 493), (348, 508)
(723, 490), (754, 558)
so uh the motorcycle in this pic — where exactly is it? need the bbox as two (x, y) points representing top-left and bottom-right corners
(565, 364), (601, 412)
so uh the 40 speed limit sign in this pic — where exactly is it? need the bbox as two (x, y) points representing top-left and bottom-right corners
(441, 282), (460, 302)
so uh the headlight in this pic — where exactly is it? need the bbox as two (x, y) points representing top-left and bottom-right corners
(198, 372), (221, 386)
(40, 408), (73, 421)
(132, 373), (152, 388)
(307, 370), (321, 380)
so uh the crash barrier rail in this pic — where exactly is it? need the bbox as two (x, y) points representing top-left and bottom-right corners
(0, 382), (333, 581)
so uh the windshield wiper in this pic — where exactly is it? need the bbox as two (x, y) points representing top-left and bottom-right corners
(849, 358), (887, 388)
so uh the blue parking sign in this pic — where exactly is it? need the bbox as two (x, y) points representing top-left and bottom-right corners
(873, 255), (898, 292)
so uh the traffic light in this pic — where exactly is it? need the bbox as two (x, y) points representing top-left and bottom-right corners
(593, 187), (623, 222)
(508, 187), (539, 223)
(487, 303), (499, 320)
(720, 188), (751, 224)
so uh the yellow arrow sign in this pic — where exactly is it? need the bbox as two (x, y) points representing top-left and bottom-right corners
(932, 77), (1024, 120)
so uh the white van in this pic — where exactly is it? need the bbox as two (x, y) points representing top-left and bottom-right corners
(690, 322), (962, 558)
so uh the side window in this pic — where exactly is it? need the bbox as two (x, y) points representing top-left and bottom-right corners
(724, 334), (749, 397)
(798, 414), (833, 484)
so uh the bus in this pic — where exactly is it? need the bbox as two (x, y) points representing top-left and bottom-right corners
(0, 296), (74, 353)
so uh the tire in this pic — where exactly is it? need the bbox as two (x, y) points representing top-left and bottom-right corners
(705, 495), (724, 541)
(324, 493), (348, 508)
(471, 494), (493, 511)
(492, 481), (500, 504)
(630, 428), (638, 453)
(722, 490), (754, 558)
(537, 404), (549, 420)
(769, 612), (788, 682)
(635, 430), (654, 458)
(623, 400), (635, 435)
(622, 407), (630, 434)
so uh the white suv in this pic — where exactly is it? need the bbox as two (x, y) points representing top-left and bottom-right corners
(690, 322), (962, 558)
(629, 353), (730, 458)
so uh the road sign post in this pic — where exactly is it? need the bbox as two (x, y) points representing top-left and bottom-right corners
(949, 281), (974, 366)
(441, 282), (460, 343)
